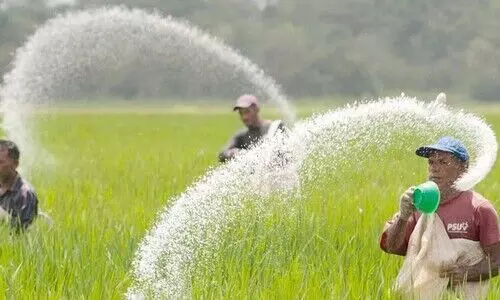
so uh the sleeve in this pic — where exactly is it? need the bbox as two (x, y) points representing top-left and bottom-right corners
(10, 189), (38, 233)
(476, 201), (500, 247)
(218, 132), (242, 163)
(379, 212), (417, 256)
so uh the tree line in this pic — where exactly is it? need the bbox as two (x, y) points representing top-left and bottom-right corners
(1, 0), (500, 101)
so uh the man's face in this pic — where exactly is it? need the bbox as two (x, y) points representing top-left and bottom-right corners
(0, 149), (17, 181)
(427, 150), (467, 192)
(238, 105), (259, 128)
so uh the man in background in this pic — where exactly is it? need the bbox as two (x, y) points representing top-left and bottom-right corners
(0, 139), (38, 233)
(218, 94), (287, 163)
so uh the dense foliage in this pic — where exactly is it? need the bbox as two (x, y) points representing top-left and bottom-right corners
(1, 0), (500, 101)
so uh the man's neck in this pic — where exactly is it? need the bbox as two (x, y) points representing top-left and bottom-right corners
(0, 173), (18, 190)
(440, 188), (462, 205)
(248, 119), (264, 131)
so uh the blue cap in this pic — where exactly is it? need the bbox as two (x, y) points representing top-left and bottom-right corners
(416, 136), (469, 161)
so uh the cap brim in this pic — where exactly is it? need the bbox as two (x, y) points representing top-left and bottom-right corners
(233, 103), (255, 111)
(233, 105), (246, 111)
(415, 145), (452, 158)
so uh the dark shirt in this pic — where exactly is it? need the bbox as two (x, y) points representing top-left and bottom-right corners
(218, 120), (287, 163)
(0, 175), (38, 232)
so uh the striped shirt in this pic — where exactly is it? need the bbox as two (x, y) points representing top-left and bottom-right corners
(0, 174), (38, 232)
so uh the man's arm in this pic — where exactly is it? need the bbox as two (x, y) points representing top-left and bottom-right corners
(380, 213), (415, 255)
(468, 243), (500, 281)
(466, 202), (500, 281)
(218, 133), (241, 163)
(380, 187), (417, 255)
(441, 202), (500, 283)
(10, 189), (38, 233)
(441, 243), (500, 284)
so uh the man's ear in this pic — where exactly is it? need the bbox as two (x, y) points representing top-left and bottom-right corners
(462, 160), (469, 172)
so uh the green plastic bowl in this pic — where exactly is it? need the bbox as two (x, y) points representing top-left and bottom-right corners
(413, 181), (440, 214)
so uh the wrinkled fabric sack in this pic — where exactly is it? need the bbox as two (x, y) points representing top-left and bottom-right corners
(394, 213), (489, 299)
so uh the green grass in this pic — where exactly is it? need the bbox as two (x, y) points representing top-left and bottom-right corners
(0, 103), (499, 299)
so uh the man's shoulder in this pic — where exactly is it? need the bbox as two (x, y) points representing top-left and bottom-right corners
(233, 127), (250, 138)
(272, 119), (286, 127)
(265, 119), (285, 126)
(18, 177), (37, 197)
(470, 191), (497, 211)
(264, 119), (287, 134)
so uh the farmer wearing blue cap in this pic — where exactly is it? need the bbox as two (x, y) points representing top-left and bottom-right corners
(218, 94), (287, 163)
(380, 136), (500, 287)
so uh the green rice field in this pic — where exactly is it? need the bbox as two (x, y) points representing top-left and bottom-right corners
(0, 101), (499, 299)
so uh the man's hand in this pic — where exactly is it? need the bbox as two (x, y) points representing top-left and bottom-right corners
(440, 264), (468, 286)
(227, 148), (240, 158)
(219, 148), (241, 163)
(399, 187), (416, 220)
(439, 245), (500, 284)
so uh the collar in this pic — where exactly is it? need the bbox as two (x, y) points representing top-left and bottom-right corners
(2, 173), (22, 192)
(440, 190), (468, 206)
